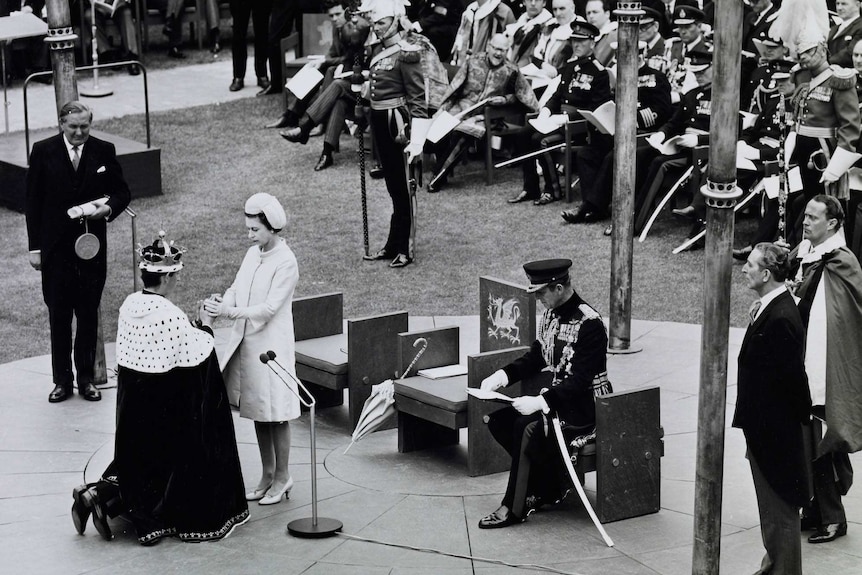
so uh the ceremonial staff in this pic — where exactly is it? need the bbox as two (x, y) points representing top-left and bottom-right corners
(351, 55), (370, 257)
(776, 91), (790, 244)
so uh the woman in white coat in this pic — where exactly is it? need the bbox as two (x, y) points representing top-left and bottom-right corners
(204, 193), (300, 506)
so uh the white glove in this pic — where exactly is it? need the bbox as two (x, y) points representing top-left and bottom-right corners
(646, 132), (666, 147)
(538, 107), (551, 120)
(737, 140), (760, 160)
(512, 395), (547, 415)
(411, 21), (423, 33)
(406, 118), (432, 163)
(820, 146), (862, 184)
(480, 369), (508, 391)
(675, 134), (698, 148)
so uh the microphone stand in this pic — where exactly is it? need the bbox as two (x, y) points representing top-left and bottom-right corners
(260, 353), (343, 538)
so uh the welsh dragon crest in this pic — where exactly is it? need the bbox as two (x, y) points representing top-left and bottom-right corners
(486, 295), (521, 344)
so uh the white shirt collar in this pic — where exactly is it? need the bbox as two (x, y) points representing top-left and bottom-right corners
(798, 231), (847, 263)
(755, 285), (787, 321)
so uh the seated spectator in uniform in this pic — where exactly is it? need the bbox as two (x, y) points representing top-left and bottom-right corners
(80, 0), (141, 76)
(632, 49), (720, 234)
(742, 30), (790, 113)
(585, 0), (616, 66)
(529, 0), (578, 79)
(451, 0), (515, 66)
(506, 0), (552, 68)
(427, 34), (539, 192)
(740, 0), (780, 104)
(665, 6), (711, 101)
(406, 0), (463, 63)
(69, 232), (249, 546)
(509, 21), (611, 206)
(266, 1), (370, 130)
(828, 0), (862, 68)
(561, 40), (672, 227)
(639, 6), (669, 74)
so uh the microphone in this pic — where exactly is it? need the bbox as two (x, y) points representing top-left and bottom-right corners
(259, 352), (270, 364)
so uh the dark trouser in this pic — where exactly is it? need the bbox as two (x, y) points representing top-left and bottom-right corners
(305, 78), (357, 150)
(230, 0), (272, 79)
(633, 145), (689, 233)
(789, 136), (831, 246)
(41, 253), (106, 389)
(847, 189), (862, 261)
(267, 0), (315, 90)
(577, 134), (615, 213)
(488, 407), (566, 519)
(749, 451), (802, 575)
(518, 129), (563, 196)
(149, 0), (185, 48)
(370, 108), (413, 258)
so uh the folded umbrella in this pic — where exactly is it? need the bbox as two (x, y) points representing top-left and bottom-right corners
(343, 338), (428, 454)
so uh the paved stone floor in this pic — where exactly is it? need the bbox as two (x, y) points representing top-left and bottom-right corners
(1, 316), (860, 575)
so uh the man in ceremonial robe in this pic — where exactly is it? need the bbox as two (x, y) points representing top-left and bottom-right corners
(69, 233), (249, 546)
(735, 243), (811, 575)
(451, 0), (516, 65)
(427, 33), (539, 192)
(792, 195), (862, 544)
(506, 0), (553, 67)
(478, 259), (609, 528)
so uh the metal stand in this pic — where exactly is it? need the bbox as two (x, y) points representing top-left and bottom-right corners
(264, 355), (343, 539)
(79, 1), (112, 98)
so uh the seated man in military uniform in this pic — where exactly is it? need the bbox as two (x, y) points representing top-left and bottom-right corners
(478, 258), (609, 529)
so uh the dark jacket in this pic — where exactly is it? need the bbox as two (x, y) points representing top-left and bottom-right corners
(733, 290), (812, 507)
(25, 133), (130, 268)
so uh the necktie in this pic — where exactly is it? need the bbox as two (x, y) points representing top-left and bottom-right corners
(72, 146), (80, 171)
(748, 300), (762, 324)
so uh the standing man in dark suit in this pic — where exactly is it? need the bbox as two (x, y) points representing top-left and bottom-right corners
(25, 101), (131, 404)
(734, 242), (812, 575)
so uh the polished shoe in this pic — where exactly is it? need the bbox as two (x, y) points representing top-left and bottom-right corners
(71, 484), (94, 535)
(257, 76), (270, 90)
(603, 223), (613, 236)
(561, 208), (587, 224)
(259, 477), (294, 505)
(508, 190), (536, 204)
(229, 78), (244, 92)
(280, 127), (309, 145)
(88, 488), (113, 541)
(127, 63), (140, 76)
(369, 164), (385, 179)
(672, 205), (696, 219)
(78, 382), (102, 402)
(210, 41), (221, 55)
(808, 522), (847, 544)
(256, 84), (280, 97)
(167, 47), (186, 59)
(732, 246), (753, 261)
(314, 153), (333, 171)
(245, 482), (273, 502)
(478, 507), (523, 529)
(49, 384), (73, 403)
(362, 249), (391, 261)
(534, 192), (556, 206)
(389, 254), (413, 268)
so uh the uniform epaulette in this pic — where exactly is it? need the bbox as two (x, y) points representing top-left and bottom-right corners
(578, 303), (601, 321)
(398, 40), (422, 63)
(828, 65), (856, 90)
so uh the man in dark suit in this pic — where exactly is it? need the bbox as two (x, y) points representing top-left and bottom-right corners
(734, 242), (811, 575)
(25, 101), (131, 404)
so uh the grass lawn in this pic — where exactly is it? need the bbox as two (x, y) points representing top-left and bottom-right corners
(1, 91), (760, 366)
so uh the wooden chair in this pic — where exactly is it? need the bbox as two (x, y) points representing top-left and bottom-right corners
(563, 119), (588, 203)
(483, 104), (529, 185)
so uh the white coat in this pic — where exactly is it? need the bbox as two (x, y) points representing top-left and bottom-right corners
(220, 239), (301, 422)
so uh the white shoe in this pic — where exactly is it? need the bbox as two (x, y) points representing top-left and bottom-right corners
(259, 477), (294, 505)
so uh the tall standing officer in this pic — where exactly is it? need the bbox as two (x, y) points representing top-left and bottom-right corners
(25, 101), (131, 403)
(360, 0), (431, 269)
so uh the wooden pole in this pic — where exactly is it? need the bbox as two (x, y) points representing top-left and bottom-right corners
(608, 0), (643, 353)
(44, 0), (78, 111)
(691, 0), (743, 571)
